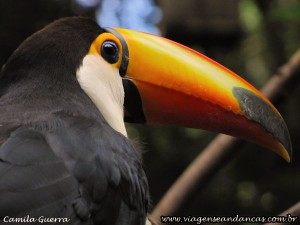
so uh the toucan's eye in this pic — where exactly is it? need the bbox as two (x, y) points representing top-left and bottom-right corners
(101, 41), (119, 64)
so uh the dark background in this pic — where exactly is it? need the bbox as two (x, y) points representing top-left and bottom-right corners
(1, 0), (299, 224)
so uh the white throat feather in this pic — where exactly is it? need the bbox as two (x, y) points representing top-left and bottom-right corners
(76, 54), (127, 137)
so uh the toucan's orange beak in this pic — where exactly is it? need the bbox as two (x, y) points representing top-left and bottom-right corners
(112, 28), (292, 162)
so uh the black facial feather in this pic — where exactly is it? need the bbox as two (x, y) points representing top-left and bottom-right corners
(1, 17), (104, 90)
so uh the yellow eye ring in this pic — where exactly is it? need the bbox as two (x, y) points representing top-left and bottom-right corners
(89, 30), (128, 76)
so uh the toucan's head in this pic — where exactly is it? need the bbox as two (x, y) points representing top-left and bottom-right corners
(1, 17), (292, 162)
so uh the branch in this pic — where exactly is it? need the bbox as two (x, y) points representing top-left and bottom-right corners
(264, 201), (300, 225)
(149, 49), (300, 224)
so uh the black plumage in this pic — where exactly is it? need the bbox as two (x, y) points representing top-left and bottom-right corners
(0, 17), (148, 224)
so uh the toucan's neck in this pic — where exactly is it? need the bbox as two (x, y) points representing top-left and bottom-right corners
(0, 74), (104, 126)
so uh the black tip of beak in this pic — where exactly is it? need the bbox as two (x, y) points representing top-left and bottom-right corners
(233, 87), (292, 159)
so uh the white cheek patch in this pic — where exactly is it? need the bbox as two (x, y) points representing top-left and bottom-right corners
(76, 54), (127, 137)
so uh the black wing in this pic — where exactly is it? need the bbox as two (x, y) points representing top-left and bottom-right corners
(0, 114), (148, 225)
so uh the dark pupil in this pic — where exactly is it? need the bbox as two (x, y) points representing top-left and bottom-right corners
(101, 41), (119, 64)
(104, 43), (116, 55)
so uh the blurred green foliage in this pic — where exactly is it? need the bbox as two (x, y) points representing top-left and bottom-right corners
(0, 0), (299, 224)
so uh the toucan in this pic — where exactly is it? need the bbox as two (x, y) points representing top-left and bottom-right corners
(0, 17), (292, 225)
